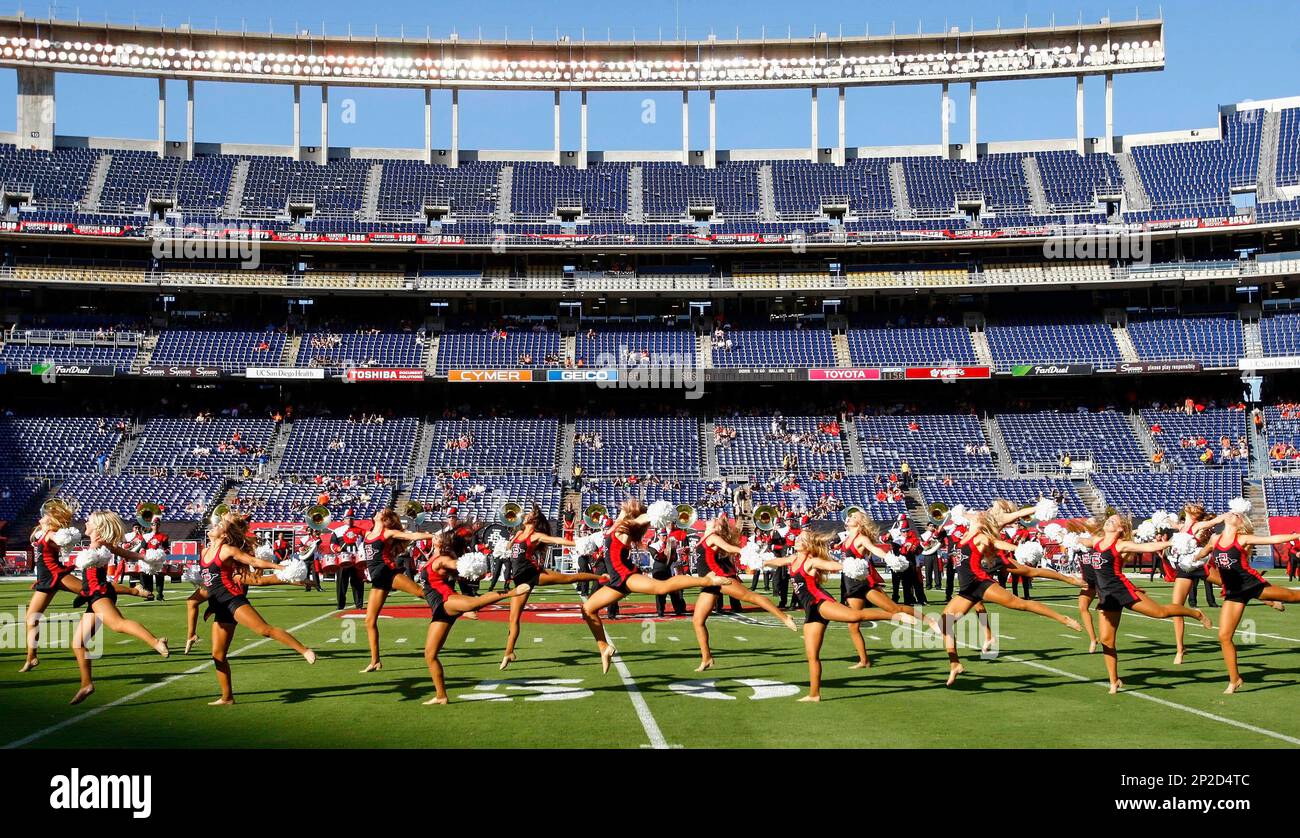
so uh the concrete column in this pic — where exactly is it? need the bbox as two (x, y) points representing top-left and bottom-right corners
(292, 84), (301, 162)
(157, 78), (167, 157)
(941, 83), (950, 152)
(15, 67), (55, 151)
(1075, 75), (1085, 154)
(1105, 73), (1114, 152)
(553, 90), (562, 165)
(968, 81), (978, 162)
(681, 90), (690, 165)
(810, 88), (819, 161)
(423, 88), (432, 164)
(837, 86), (846, 166)
(707, 89), (716, 169)
(185, 80), (195, 161)
(579, 91), (588, 170)
(450, 89), (459, 169)
(319, 85), (329, 165)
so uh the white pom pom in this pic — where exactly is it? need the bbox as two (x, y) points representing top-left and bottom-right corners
(1041, 523), (1067, 543)
(276, 558), (309, 584)
(457, 551), (489, 581)
(1014, 541), (1045, 567)
(74, 546), (112, 570)
(489, 532), (513, 560)
(1169, 532), (1204, 572)
(1229, 497), (1252, 515)
(573, 531), (606, 558)
(1033, 498), (1059, 522)
(255, 544), (276, 563)
(1151, 510), (1179, 531)
(647, 499), (676, 530)
(138, 548), (167, 574)
(1134, 520), (1158, 543)
(181, 563), (204, 586)
(883, 552), (909, 573)
(1060, 531), (1083, 552)
(738, 542), (769, 572)
(51, 526), (82, 547)
(840, 556), (871, 581)
(949, 504), (967, 525)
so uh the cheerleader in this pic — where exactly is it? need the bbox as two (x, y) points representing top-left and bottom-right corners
(68, 512), (171, 705)
(499, 505), (604, 670)
(201, 512), (316, 705)
(421, 533), (529, 704)
(942, 509), (1083, 687)
(1066, 517), (1105, 653)
(1193, 512), (1300, 694)
(764, 531), (916, 702)
(1167, 503), (1227, 665)
(20, 500), (85, 672)
(360, 508), (437, 673)
(182, 541), (312, 655)
(691, 516), (797, 672)
(579, 499), (730, 674)
(1079, 514), (1212, 693)
(839, 512), (940, 669)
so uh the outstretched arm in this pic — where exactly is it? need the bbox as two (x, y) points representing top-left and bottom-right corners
(707, 534), (743, 555)
(385, 529), (435, 545)
(1242, 531), (1300, 547)
(1117, 540), (1171, 555)
(994, 506), (1035, 527)
(533, 533), (576, 548)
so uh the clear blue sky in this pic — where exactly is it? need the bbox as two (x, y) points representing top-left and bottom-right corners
(1, 0), (1297, 151)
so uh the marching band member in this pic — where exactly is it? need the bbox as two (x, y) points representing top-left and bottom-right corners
(68, 511), (171, 704)
(420, 533), (529, 705)
(21, 500), (85, 672)
(1168, 503), (1227, 664)
(768, 512), (798, 608)
(499, 505), (604, 670)
(141, 518), (170, 601)
(332, 511), (366, 611)
(921, 523), (944, 591)
(690, 517), (797, 672)
(887, 515), (926, 606)
(764, 531), (916, 702)
(361, 508), (437, 673)
(649, 525), (688, 618)
(1079, 514), (1212, 694)
(579, 499), (729, 673)
(200, 511), (316, 705)
(1194, 511), (1300, 693)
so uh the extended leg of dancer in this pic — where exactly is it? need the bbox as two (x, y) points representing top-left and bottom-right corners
(692, 591), (718, 671)
(983, 585), (1083, 631)
(800, 622), (826, 702)
(362, 588), (389, 672)
(719, 579), (798, 631)
(846, 597), (871, 668)
(1099, 609), (1123, 693)
(1078, 589), (1098, 653)
(233, 605), (314, 663)
(70, 612), (99, 705)
(209, 621), (236, 705)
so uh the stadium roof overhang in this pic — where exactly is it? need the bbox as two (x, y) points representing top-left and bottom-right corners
(0, 16), (1164, 91)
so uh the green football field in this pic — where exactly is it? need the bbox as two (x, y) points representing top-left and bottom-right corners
(2, 575), (1299, 749)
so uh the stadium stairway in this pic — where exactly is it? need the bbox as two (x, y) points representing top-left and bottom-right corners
(700, 421), (721, 479)
(697, 331), (713, 368)
(983, 416), (1018, 478)
(627, 165), (645, 223)
(81, 153), (111, 210)
(361, 163), (383, 220)
(1248, 416), (1270, 479)
(1116, 152), (1152, 212)
(557, 419), (576, 481)
(831, 331), (852, 367)
(888, 161), (912, 217)
(757, 164), (778, 222)
(280, 334), (301, 368)
(128, 334), (159, 375)
(1257, 109), (1282, 203)
(494, 166), (514, 223)
(106, 420), (142, 475)
(1128, 412), (1160, 462)
(407, 421), (437, 482)
(1111, 322), (1140, 362)
(1245, 479), (1270, 554)
(265, 421), (293, 475)
(423, 334), (440, 376)
(561, 333), (576, 365)
(842, 417), (866, 475)
(1076, 479), (1107, 516)
(903, 487), (928, 528)
(223, 159), (250, 218)
(1022, 155), (1050, 214)
(1242, 317), (1264, 358)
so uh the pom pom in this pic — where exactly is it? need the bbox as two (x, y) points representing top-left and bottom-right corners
(456, 551), (489, 581)
(882, 552), (909, 573)
(1134, 520), (1158, 543)
(138, 548), (167, 574)
(840, 556), (871, 581)
(1060, 531), (1083, 552)
(1033, 498), (1059, 522)
(1229, 497), (1252, 515)
(51, 527), (82, 547)
(647, 499), (676, 530)
(738, 542), (770, 572)
(74, 545), (112, 570)
(255, 544), (275, 563)
(1169, 532), (1204, 572)
(949, 504), (967, 525)
(181, 563), (204, 586)
(1014, 541), (1045, 567)
(1151, 510), (1179, 531)
(573, 531), (606, 558)
(1041, 523), (1067, 543)
(276, 558), (309, 584)
(489, 532), (513, 560)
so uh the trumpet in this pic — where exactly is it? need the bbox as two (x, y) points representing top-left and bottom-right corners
(136, 502), (163, 528)
(208, 502), (231, 526)
(674, 504), (698, 528)
(583, 503), (608, 530)
(501, 501), (525, 529)
(306, 504), (333, 532)
(753, 505), (779, 532)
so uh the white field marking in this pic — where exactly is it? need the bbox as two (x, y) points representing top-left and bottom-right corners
(395, 638), (408, 644)
(116, 639), (133, 645)
(867, 635), (882, 641)
(1060, 634), (1081, 640)
(326, 637), (339, 643)
(533, 637), (544, 643)
(1125, 634), (1149, 640)
(577, 593), (669, 750)
(4, 608), (342, 749)
(734, 636), (749, 642)
(668, 636), (680, 642)
(464, 637), (475, 643)
(998, 635), (1017, 640)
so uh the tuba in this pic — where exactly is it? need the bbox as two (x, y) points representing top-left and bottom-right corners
(674, 504), (698, 528)
(928, 502), (949, 524)
(208, 502), (231, 526)
(136, 502), (163, 528)
(306, 505), (333, 532)
(500, 501), (525, 529)
(583, 503), (608, 530)
(753, 505), (779, 532)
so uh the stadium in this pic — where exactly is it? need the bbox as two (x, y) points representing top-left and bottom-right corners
(2, 2), (1300, 760)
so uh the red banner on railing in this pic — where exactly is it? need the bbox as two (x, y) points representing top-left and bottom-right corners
(903, 365), (992, 381)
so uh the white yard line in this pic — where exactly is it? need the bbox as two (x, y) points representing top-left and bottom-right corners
(577, 592), (670, 749)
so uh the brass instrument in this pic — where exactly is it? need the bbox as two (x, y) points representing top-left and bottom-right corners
(753, 505), (779, 532)
(928, 502), (949, 523)
(306, 504), (333, 532)
(501, 501), (525, 529)
(674, 504), (698, 528)
(582, 503), (608, 530)
(208, 502), (231, 526)
(136, 502), (163, 528)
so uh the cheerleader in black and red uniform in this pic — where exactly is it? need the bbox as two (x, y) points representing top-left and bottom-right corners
(21, 500), (84, 673)
(361, 508), (436, 673)
(201, 512), (316, 705)
(1167, 503), (1227, 665)
(764, 531), (916, 702)
(499, 505), (604, 670)
(580, 499), (728, 674)
(1193, 511), (1300, 694)
(1065, 517), (1105, 653)
(839, 511), (940, 669)
(420, 533), (529, 704)
(691, 516), (797, 671)
(1081, 514), (1211, 694)
(68, 511), (171, 705)
(942, 509), (1083, 686)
